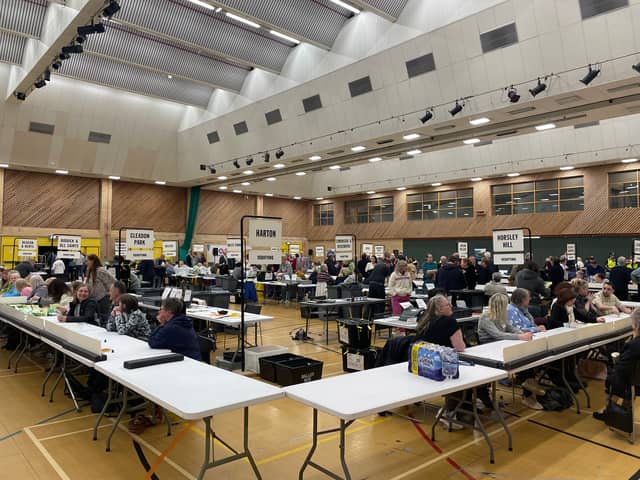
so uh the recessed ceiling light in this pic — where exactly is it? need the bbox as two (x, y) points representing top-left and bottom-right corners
(167, 74), (173, 79)
(403, 133), (421, 140)
(463, 138), (481, 145)
(270, 30), (300, 44)
(315, 197), (324, 200)
(0, 163), (8, 168)
(368, 157), (382, 163)
(329, 165), (341, 170)
(366, 191), (376, 194)
(535, 123), (556, 131)
(396, 187), (406, 191)
(407, 149), (422, 155)
(217, 175), (228, 180)
(273, 163), (285, 169)
(431, 182), (442, 187)
(108, 175), (120, 180)
(470, 177), (482, 182)
(295, 172), (306, 176)
(622, 158), (638, 163)
(225, 12), (260, 28)
(329, 0), (360, 14)
(155, 180), (166, 185)
(469, 117), (490, 126)
(309, 155), (322, 161)
(55, 169), (68, 175)
(265, 193), (273, 197)
(293, 196), (302, 200)
(560, 166), (575, 171)
(507, 172), (520, 177)
(241, 181), (251, 186)
(233, 189), (243, 193)
(219, 186), (228, 190)
(188, 0), (214, 10)
(266, 177), (276, 181)
(243, 170), (254, 175)
(351, 146), (366, 152)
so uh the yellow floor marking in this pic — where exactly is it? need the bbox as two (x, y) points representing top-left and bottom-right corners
(388, 411), (541, 480)
(23, 427), (71, 480)
(39, 424), (111, 442)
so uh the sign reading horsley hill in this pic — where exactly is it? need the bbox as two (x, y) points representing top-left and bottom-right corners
(492, 229), (526, 265)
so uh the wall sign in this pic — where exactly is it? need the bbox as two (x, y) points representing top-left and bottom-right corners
(248, 219), (282, 250)
(125, 229), (155, 260)
(315, 246), (324, 258)
(457, 242), (468, 259)
(192, 243), (204, 253)
(362, 244), (373, 255)
(226, 238), (242, 260)
(566, 243), (576, 261)
(17, 239), (37, 257)
(374, 245), (385, 257)
(162, 241), (177, 257)
(56, 235), (81, 259)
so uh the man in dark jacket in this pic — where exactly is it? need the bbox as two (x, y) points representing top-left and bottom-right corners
(436, 256), (466, 293)
(515, 262), (551, 300)
(610, 256), (632, 301)
(148, 298), (201, 360)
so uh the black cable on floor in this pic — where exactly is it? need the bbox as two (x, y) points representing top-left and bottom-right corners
(132, 440), (160, 480)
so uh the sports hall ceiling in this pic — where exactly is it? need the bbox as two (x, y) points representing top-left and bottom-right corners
(0, 0), (409, 108)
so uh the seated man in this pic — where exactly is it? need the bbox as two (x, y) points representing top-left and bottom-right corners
(148, 298), (200, 360)
(483, 272), (507, 297)
(593, 280), (631, 315)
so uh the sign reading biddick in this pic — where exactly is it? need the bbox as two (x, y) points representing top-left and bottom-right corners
(248, 219), (282, 250)
(17, 239), (37, 257)
(57, 235), (81, 259)
(125, 229), (155, 260)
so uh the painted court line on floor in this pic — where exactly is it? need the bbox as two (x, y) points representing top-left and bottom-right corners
(27, 412), (97, 429)
(23, 427), (71, 480)
(39, 424), (112, 442)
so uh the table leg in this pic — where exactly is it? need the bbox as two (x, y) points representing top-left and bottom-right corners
(471, 388), (494, 464)
(491, 382), (513, 452)
(41, 350), (58, 397)
(572, 356), (591, 408)
(13, 334), (30, 373)
(62, 358), (82, 412)
(560, 357), (580, 413)
(7, 331), (25, 369)
(93, 378), (114, 440)
(106, 387), (128, 452)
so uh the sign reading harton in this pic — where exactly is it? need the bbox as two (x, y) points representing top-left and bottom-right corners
(492, 229), (524, 253)
(248, 219), (282, 249)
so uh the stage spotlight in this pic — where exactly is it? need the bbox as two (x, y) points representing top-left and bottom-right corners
(233, 160), (240, 169)
(199, 164), (207, 171)
(34, 79), (47, 89)
(62, 44), (83, 55)
(208, 166), (216, 174)
(275, 148), (284, 159)
(246, 157), (254, 166)
(633, 62), (640, 74)
(529, 78), (547, 97)
(103, 1), (121, 18)
(580, 65), (600, 85)
(264, 152), (270, 163)
(43, 69), (51, 81)
(15, 92), (26, 101)
(52, 61), (62, 70)
(448, 101), (463, 117)
(77, 23), (106, 36)
(59, 52), (70, 60)
(419, 109), (433, 124)
(76, 35), (86, 44)
(507, 86), (520, 103)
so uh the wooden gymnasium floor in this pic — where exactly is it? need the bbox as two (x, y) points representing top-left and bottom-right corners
(0, 302), (639, 480)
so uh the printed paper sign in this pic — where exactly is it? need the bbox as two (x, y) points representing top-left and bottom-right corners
(192, 244), (204, 253)
(635, 240), (640, 255)
(566, 243), (576, 261)
(162, 241), (177, 256)
(125, 229), (155, 260)
(374, 245), (385, 257)
(494, 253), (525, 265)
(17, 239), (37, 257)
(57, 235), (80, 252)
(346, 352), (364, 371)
(362, 244), (373, 255)
(226, 239), (242, 260)
(114, 242), (127, 256)
(248, 219), (282, 249)
(289, 244), (300, 255)
(336, 252), (352, 261)
(249, 250), (280, 265)
(56, 251), (80, 259)
(335, 235), (353, 252)
(492, 229), (524, 252)
(457, 242), (468, 259)
(315, 246), (324, 257)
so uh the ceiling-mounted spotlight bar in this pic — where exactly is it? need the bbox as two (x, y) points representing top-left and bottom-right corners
(506, 85), (520, 103)
(529, 77), (547, 97)
(419, 109), (433, 124)
(102, 1), (121, 18)
(233, 160), (240, 168)
(448, 100), (463, 117)
(633, 62), (640, 74)
(246, 157), (254, 166)
(580, 64), (600, 85)
(275, 148), (284, 159)
(62, 44), (83, 55)
(264, 152), (270, 163)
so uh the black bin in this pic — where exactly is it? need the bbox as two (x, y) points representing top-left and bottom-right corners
(274, 357), (323, 386)
(337, 319), (372, 349)
(341, 345), (381, 372)
(259, 354), (301, 382)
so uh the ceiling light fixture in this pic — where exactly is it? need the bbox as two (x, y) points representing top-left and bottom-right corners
(187, 0), (215, 10)
(217, 176), (228, 180)
(419, 110), (433, 124)
(243, 170), (254, 175)
(580, 64), (600, 85)
(273, 163), (285, 169)
(62, 44), (83, 55)
(266, 177), (276, 181)
(633, 62), (640, 74)
(246, 157), (254, 166)
(535, 123), (556, 131)
(108, 175), (120, 180)
(431, 182), (442, 187)
(315, 197), (324, 200)
(559, 166), (575, 171)
(622, 158), (639, 163)
(208, 166), (216, 174)
(366, 191), (376, 194)
(309, 155), (322, 161)
(219, 186), (228, 190)
(77, 23), (106, 36)
(155, 180), (166, 185)
(34, 79), (47, 89)
(529, 77), (547, 97)
(329, 0), (360, 14)
(368, 157), (382, 163)
(265, 193), (273, 197)
(407, 149), (422, 155)
(263, 152), (270, 163)
(507, 86), (520, 103)
(351, 146), (366, 152)
(449, 100), (463, 117)
(295, 172), (306, 176)
(275, 148), (284, 159)
(270, 30), (300, 44)
(293, 196), (302, 200)
(396, 187), (406, 191)
(102, 1), (121, 17)
(507, 172), (521, 177)
(233, 160), (240, 169)
(225, 12), (260, 28)
(329, 165), (341, 170)
(233, 189), (243, 193)
(403, 133), (421, 140)
(241, 181), (251, 186)
(55, 169), (68, 175)
(463, 138), (481, 145)
(0, 164), (8, 168)
(470, 117), (490, 126)
(470, 177), (482, 182)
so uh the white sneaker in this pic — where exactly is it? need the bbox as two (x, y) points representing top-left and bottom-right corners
(437, 409), (465, 430)
(522, 395), (544, 410)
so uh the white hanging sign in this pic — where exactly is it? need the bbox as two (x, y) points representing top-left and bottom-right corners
(315, 246), (324, 258)
(162, 241), (177, 257)
(289, 244), (300, 255)
(57, 235), (81, 252)
(335, 235), (353, 252)
(226, 238), (242, 260)
(17, 239), (37, 257)
(492, 229), (525, 253)
(248, 250), (279, 265)
(494, 253), (525, 265)
(248, 219), (282, 249)
(457, 242), (468, 259)
(374, 245), (385, 257)
(336, 252), (353, 261)
(192, 243), (204, 253)
(362, 244), (373, 255)
(566, 243), (576, 261)
(634, 240), (640, 255)
(125, 229), (155, 260)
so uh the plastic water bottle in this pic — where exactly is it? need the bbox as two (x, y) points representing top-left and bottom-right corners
(442, 348), (458, 380)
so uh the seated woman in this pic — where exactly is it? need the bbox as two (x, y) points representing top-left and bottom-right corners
(15, 279), (32, 297)
(43, 278), (74, 308)
(507, 288), (546, 333)
(548, 282), (579, 329)
(106, 293), (150, 339)
(571, 278), (605, 323)
(57, 284), (99, 325)
(593, 308), (640, 422)
(27, 274), (47, 304)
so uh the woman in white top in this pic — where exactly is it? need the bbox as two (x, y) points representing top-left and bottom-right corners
(52, 257), (65, 276)
(388, 260), (413, 315)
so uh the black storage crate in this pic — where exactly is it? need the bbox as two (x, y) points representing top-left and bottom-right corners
(259, 353), (323, 385)
(341, 345), (382, 372)
(337, 319), (372, 349)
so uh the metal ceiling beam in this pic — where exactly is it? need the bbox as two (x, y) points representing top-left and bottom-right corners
(348, 0), (397, 22)
(5, 0), (106, 101)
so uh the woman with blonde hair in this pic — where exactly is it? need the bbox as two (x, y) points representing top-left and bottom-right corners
(388, 260), (413, 315)
(478, 293), (533, 344)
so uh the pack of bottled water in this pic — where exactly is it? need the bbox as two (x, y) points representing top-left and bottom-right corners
(408, 341), (459, 381)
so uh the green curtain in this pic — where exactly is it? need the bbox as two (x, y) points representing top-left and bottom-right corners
(180, 186), (200, 260)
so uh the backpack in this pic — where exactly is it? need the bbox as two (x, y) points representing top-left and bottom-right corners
(537, 387), (573, 411)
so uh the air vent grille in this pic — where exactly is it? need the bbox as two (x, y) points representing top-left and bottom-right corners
(29, 121), (54, 135)
(265, 109), (282, 125)
(348, 76), (372, 97)
(508, 106), (536, 115)
(574, 121), (600, 129)
(376, 139), (394, 145)
(328, 149), (345, 155)
(88, 131), (111, 144)
(303, 94), (322, 113)
(207, 131), (220, 144)
(473, 140), (493, 147)
(480, 23), (518, 53)
(233, 121), (248, 136)
(556, 95), (584, 105)
(579, 0), (628, 19)
(433, 124), (455, 131)
(405, 53), (435, 79)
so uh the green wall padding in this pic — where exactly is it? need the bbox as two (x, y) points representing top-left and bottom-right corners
(180, 186), (200, 260)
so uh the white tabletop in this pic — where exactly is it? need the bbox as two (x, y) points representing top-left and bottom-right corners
(186, 306), (273, 327)
(622, 301), (640, 309)
(373, 317), (418, 330)
(284, 362), (507, 421)
(475, 284), (517, 293)
(96, 357), (283, 420)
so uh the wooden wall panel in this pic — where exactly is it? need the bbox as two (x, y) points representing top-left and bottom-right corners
(263, 197), (310, 238)
(111, 181), (186, 232)
(3, 170), (100, 229)
(196, 190), (255, 235)
(307, 164), (640, 242)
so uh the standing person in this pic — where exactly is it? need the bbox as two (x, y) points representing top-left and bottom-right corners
(477, 259), (490, 285)
(148, 298), (200, 360)
(609, 256), (632, 301)
(364, 255), (377, 279)
(388, 260), (413, 315)
(51, 256), (66, 279)
(462, 257), (478, 290)
(357, 253), (369, 281)
(436, 256), (466, 294)
(364, 258), (390, 314)
(421, 253), (438, 284)
(85, 254), (116, 322)
(138, 259), (155, 286)
(548, 257), (565, 294)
